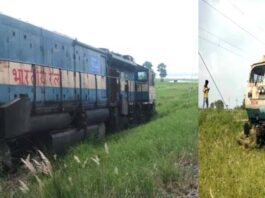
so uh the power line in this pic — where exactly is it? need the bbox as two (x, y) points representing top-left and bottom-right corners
(199, 35), (251, 62)
(228, 0), (245, 16)
(199, 26), (247, 54)
(198, 51), (226, 106)
(200, 0), (265, 47)
(224, 0), (265, 35)
(199, 35), (250, 61)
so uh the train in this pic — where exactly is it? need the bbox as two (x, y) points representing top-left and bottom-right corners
(244, 56), (265, 146)
(0, 14), (155, 167)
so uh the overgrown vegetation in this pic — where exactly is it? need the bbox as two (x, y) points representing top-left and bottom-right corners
(199, 109), (265, 197)
(0, 82), (198, 197)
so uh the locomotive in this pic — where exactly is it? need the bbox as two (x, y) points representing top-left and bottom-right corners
(244, 56), (265, 146)
(0, 14), (155, 167)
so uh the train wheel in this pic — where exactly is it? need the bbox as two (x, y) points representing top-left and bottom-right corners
(97, 123), (106, 140)
(107, 108), (120, 132)
(0, 142), (12, 171)
(243, 122), (250, 136)
(120, 116), (129, 129)
(256, 125), (263, 148)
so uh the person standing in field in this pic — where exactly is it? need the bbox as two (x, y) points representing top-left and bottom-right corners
(203, 80), (210, 108)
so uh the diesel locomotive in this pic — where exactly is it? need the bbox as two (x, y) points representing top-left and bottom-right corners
(0, 14), (155, 167)
(244, 56), (265, 146)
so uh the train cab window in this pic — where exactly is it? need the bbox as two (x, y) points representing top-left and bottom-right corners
(250, 66), (265, 83)
(137, 71), (147, 81)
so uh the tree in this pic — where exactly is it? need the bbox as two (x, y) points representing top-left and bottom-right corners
(143, 61), (153, 70)
(215, 100), (224, 110)
(157, 63), (167, 81)
(210, 100), (224, 110)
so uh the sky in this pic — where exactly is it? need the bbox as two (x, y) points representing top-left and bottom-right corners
(199, 0), (265, 108)
(0, 0), (198, 79)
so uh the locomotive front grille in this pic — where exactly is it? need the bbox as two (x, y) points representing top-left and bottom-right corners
(259, 95), (265, 99)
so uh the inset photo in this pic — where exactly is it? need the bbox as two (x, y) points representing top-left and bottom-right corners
(199, 0), (265, 197)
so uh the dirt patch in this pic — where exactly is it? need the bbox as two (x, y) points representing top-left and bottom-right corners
(158, 161), (198, 198)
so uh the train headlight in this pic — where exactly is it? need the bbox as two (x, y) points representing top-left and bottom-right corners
(258, 87), (265, 94)
(248, 92), (252, 98)
(259, 87), (265, 94)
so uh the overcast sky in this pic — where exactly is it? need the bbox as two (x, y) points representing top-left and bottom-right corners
(0, 0), (198, 79)
(199, 0), (265, 108)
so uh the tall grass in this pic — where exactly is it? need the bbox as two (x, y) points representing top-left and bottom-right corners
(1, 82), (198, 197)
(199, 109), (265, 197)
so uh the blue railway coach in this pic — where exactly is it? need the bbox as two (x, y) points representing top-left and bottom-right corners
(0, 14), (155, 167)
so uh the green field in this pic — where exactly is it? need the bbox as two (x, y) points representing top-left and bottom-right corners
(1, 82), (198, 197)
(199, 109), (265, 197)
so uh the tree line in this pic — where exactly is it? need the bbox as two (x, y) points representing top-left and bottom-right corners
(142, 61), (167, 81)
(209, 99), (245, 110)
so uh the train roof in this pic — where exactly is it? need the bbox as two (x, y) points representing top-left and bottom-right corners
(0, 13), (105, 54)
(111, 53), (137, 66)
(109, 52), (150, 72)
(0, 13), (145, 69)
(251, 55), (265, 68)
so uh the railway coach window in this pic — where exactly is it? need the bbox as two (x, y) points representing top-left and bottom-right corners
(137, 71), (147, 81)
